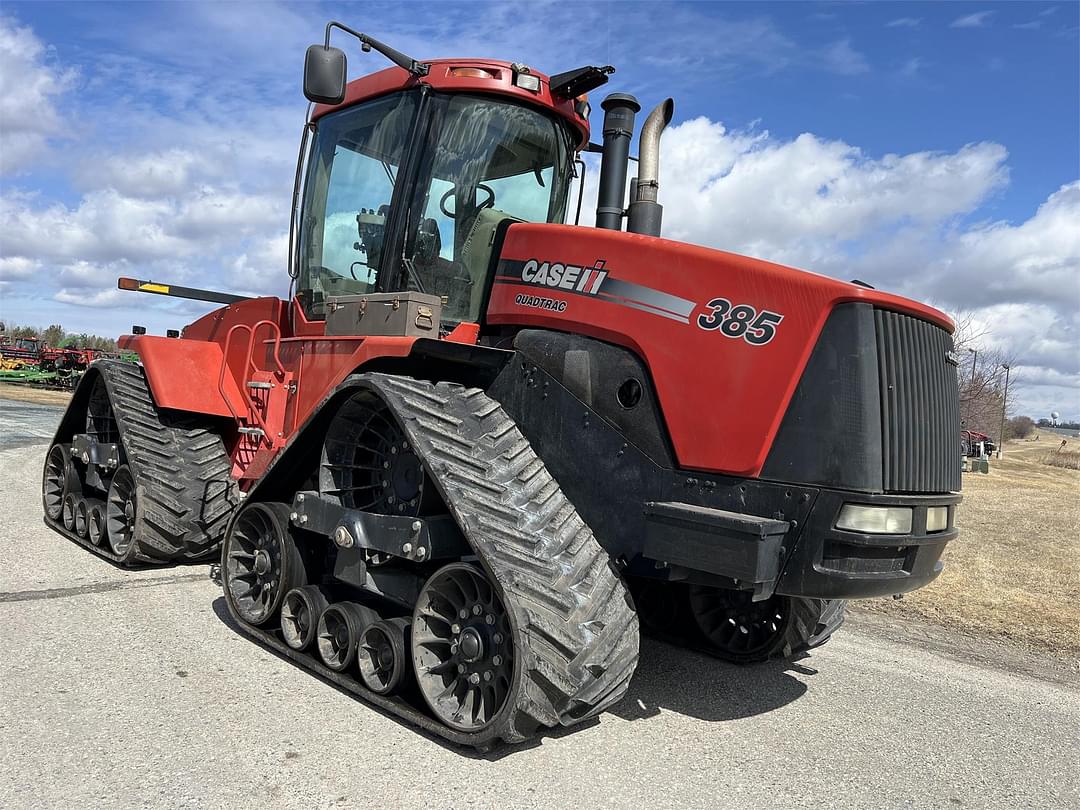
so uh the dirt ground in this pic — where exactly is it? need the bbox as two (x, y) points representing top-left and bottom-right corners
(855, 435), (1080, 668)
(0, 383), (73, 407)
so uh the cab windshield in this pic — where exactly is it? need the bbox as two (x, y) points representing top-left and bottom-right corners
(296, 89), (572, 322)
(405, 94), (572, 322)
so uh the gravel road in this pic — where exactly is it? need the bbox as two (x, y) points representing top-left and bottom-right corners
(1, 401), (1077, 809)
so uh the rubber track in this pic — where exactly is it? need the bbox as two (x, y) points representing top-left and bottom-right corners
(225, 372), (640, 747)
(373, 374), (640, 741)
(780, 597), (847, 659)
(43, 360), (239, 564)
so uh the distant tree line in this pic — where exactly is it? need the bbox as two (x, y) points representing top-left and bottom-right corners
(0, 322), (119, 352)
(1037, 417), (1080, 431)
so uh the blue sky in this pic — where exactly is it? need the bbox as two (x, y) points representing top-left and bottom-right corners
(1, 1), (1078, 419)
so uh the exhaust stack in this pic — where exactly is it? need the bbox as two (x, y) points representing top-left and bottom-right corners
(595, 93), (640, 230)
(627, 98), (674, 237)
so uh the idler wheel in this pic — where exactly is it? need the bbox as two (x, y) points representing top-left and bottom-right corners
(357, 617), (411, 695)
(43, 444), (78, 521)
(316, 602), (379, 672)
(412, 563), (514, 732)
(687, 585), (790, 663)
(223, 502), (305, 627)
(280, 586), (330, 651)
(106, 465), (137, 557)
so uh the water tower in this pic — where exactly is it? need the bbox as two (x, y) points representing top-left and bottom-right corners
(1051, 411), (1060, 426)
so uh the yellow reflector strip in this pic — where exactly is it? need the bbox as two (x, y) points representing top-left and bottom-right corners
(140, 283), (170, 294)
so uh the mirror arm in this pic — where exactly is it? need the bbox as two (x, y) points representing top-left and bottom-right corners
(324, 21), (429, 76)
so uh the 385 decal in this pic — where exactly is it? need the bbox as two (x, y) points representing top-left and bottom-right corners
(697, 298), (784, 345)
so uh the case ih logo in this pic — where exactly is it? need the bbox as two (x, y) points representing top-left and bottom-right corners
(520, 259), (608, 295)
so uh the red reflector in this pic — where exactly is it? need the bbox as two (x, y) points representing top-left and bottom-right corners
(117, 277), (139, 290)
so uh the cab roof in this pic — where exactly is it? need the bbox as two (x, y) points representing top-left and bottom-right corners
(311, 58), (592, 150)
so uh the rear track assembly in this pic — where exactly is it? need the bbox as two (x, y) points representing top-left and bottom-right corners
(41, 360), (238, 565)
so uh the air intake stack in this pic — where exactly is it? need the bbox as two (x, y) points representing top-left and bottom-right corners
(595, 93), (640, 230)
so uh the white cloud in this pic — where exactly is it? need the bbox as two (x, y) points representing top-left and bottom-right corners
(887, 18), (922, 29)
(0, 17), (76, 173)
(951, 11), (995, 29)
(819, 39), (870, 75)
(0, 255), (37, 280)
(655, 118), (1008, 267)
(228, 231), (290, 296)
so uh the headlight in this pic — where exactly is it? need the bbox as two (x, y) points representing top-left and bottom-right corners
(836, 504), (913, 535)
(926, 506), (949, 532)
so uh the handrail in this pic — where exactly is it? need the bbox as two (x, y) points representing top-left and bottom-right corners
(217, 321), (283, 446)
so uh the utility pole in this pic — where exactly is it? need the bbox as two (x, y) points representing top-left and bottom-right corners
(967, 347), (978, 384)
(997, 363), (1011, 459)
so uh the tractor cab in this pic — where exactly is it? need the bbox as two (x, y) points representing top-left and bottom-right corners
(296, 87), (574, 325)
(294, 27), (602, 328)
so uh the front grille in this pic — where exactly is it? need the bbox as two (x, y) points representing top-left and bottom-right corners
(874, 309), (961, 493)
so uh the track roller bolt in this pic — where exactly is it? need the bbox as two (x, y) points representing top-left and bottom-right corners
(416, 547), (427, 559)
(492, 655), (503, 666)
(402, 543), (413, 555)
(457, 664), (466, 674)
(468, 673), (480, 685)
(485, 614), (495, 625)
(82, 452), (90, 464)
(492, 634), (503, 645)
(451, 623), (461, 635)
(472, 605), (482, 616)
(298, 515), (308, 524)
(388, 495), (396, 504)
(297, 494), (305, 502)
(450, 642), (459, 654)
(383, 461), (390, 469)
(459, 609), (469, 619)
(483, 671), (493, 682)
(290, 512), (298, 521)
(382, 480), (389, 488)
(334, 526), (354, 548)
(411, 520), (422, 533)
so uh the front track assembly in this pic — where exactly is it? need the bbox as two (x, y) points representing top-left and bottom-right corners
(221, 374), (640, 748)
(41, 360), (239, 565)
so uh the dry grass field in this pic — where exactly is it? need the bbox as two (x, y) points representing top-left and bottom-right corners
(0, 383), (73, 407)
(856, 435), (1080, 666)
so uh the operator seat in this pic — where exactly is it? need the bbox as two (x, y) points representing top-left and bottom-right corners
(458, 207), (522, 320)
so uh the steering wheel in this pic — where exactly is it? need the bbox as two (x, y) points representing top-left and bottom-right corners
(439, 184), (495, 218)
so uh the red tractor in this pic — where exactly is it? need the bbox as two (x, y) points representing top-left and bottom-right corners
(43, 23), (961, 747)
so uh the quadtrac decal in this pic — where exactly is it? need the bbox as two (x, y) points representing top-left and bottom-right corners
(495, 258), (697, 324)
(697, 297), (784, 345)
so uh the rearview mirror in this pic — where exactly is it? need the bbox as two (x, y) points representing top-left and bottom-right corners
(304, 45), (347, 105)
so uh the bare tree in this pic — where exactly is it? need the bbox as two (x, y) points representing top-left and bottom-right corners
(950, 310), (1021, 442)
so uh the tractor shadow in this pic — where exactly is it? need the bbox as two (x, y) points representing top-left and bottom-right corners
(211, 596), (811, 760)
(611, 635), (811, 725)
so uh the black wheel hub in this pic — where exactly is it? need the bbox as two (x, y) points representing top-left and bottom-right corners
(413, 564), (514, 732)
(225, 505), (287, 626)
(106, 466), (136, 557)
(688, 585), (789, 662)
